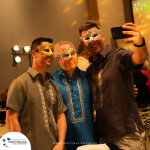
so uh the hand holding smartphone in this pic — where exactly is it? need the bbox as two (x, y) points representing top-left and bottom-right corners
(111, 26), (133, 40)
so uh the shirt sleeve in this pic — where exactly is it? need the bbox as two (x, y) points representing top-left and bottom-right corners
(6, 78), (26, 113)
(56, 86), (67, 115)
(115, 48), (138, 70)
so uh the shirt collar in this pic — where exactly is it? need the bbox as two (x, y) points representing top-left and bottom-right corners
(89, 45), (111, 63)
(27, 67), (54, 80)
(58, 66), (84, 79)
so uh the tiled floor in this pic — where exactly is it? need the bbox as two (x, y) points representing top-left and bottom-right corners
(0, 124), (9, 138)
(146, 129), (150, 150)
(0, 124), (150, 149)
(138, 106), (150, 150)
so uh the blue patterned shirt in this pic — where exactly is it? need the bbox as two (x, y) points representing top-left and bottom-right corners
(52, 67), (96, 149)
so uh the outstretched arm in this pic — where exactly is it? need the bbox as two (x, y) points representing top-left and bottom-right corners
(6, 108), (21, 133)
(122, 23), (148, 65)
(53, 113), (67, 150)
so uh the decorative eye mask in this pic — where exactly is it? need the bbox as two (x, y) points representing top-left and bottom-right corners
(38, 43), (54, 56)
(57, 47), (77, 60)
(80, 29), (102, 43)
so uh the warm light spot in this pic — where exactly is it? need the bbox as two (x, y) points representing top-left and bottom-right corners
(76, 0), (83, 5)
(102, 14), (106, 17)
(94, 19), (102, 25)
(98, 19), (104, 24)
(100, 0), (111, 5)
(84, 12), (88, 17)
(141, 29), (148, 35)
(71, 21), (77, 27)
(63, 7), (71, 13)
(138, 23), (149, 29)
(147, 15), (150, 19)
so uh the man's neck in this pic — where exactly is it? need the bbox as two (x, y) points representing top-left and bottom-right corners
(64, 68), (77, 80)
(32, 66), (47, 82)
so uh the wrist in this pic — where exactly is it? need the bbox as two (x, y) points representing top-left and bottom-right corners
(134, 37), (146, 47)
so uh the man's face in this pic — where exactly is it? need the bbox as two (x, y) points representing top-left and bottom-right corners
(57, 44), (78, 71)
(35, 42), (54, 68)
(81, 27), (105, 57)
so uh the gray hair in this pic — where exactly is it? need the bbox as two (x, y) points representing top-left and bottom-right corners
(54, 41), (75, 58)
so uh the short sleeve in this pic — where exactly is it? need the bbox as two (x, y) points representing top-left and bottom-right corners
(56, 87), (67, 115)
(6, 78), (26, 113)
(115, 48), (135, 70)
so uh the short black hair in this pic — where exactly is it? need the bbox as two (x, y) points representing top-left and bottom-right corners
(78, 20), (100, 36)
(31, 37), (53, 51)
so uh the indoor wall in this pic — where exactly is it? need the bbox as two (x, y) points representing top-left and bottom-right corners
(0, 0), (89, 91)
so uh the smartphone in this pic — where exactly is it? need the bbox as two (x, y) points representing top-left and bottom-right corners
(110, 26), (133, 40)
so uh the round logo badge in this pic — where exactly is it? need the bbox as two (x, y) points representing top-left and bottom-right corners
(0, 132), (31, 150)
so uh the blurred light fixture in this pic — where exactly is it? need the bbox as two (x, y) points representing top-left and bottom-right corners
(24, 46), (30, 52)
(15, 56), (21, 63)
(13, 45), (20, 51)
(12, 45), (31, 67)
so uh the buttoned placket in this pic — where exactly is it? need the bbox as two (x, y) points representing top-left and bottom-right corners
(68, 78), (76, 102)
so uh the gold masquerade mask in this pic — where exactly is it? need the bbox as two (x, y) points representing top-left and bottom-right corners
(80, 29), (102, 43)
(57, 47), (77, 60)
(38, 43), (54, 56)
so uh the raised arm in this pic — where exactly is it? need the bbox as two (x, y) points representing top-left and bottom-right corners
(6, 108), (21, 133)
(122, 23), (148, 65)
(53, 113), (67, 150)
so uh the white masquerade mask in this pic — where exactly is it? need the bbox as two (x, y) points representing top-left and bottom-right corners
(57, 47), (77, 60)
(80, 29), (102, 43)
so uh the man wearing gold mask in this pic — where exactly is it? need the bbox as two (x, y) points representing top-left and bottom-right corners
(52, 41), (96, 150)
(6, 37), (67, 150)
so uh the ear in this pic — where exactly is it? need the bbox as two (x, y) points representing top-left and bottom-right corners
(80, 40), (87, 49)
(101, 32), (105, 41)
(55, 57), (60, 63)
(31, 50), (37, 58)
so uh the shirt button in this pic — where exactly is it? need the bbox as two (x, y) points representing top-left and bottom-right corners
(69, 80), (71, 82)
(74, 95), (76, 97)
(73, 87), (75, 88)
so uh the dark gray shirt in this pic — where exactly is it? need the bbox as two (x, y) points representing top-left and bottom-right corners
(87, 46), (144, 138)
(7, 67), (67, 150)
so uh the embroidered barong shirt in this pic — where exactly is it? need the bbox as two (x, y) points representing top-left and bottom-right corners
(7, 67), (67, 150)
(87, 46), (145, 138)
(52, 67), (95, 149)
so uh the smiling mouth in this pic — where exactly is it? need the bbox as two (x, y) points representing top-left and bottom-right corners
(91, 43), (99, 48)
(68, 61), (75, 64)
(46, 58), (53, 62)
